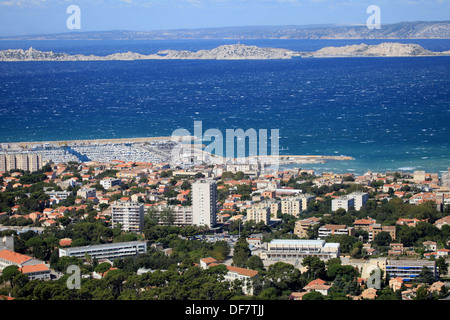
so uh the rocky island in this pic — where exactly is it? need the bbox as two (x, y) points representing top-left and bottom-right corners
(295, 42), (450, 58)
(0, 44), (294, 61)
(0, 42), (449, 62)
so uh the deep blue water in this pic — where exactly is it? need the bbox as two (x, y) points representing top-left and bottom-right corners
(0, 39), (449, 174)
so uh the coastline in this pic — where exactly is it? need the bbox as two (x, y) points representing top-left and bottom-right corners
(1, 136), (180, 148)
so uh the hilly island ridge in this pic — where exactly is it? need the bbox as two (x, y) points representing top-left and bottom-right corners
(2, 21), (449, 40)
(0, 42), (449, 61)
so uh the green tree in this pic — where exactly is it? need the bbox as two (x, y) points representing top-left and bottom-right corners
(266, 262), (304, 293)
(302, 291), (324, 300)
(302, 256), (326, 280)
(247, 255), (264, 271)
(1, 265), (20, 288)
(418, 266), (435, 285)
(232, 237), (251, 268)
(95, 262), (112, 277)
(373, 231), (392, 247)
(437, 257), (449, 276)
(414, 286), (430, 300)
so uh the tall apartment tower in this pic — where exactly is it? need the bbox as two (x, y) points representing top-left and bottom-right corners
(111, 202), (145, 233)
(0, 155), (6, 173)
(348, 192), (369, 211)
(0, 154), (42, 172)
(192, 179), (217, 228)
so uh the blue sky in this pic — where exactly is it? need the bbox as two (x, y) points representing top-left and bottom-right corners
(0, 0), (449, 36)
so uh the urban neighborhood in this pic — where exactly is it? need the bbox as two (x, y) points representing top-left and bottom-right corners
(0, 140), (449, 301)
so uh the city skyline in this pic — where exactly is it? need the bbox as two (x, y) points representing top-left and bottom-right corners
(0, 0), (449, 36)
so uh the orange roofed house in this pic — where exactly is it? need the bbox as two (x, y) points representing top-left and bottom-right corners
(0, 249), (51, 280)
(200, 257), (259, 295)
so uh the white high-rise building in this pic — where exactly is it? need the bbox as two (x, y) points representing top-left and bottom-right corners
(348, 192), (369, 211)
(331, 196), (355, 212)
(192, 179), (217, 228)
(111, 201), (144, 233)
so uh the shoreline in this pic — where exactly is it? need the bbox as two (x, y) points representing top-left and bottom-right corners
(0, 136), (182, 148)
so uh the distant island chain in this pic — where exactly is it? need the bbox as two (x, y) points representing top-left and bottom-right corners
(1, 42), (450, 61)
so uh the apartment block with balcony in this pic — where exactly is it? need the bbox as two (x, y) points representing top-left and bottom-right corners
(111, 201), (144, 233)
(247, 205), (271, 225)
(59, 241), (147, 261)
(318, 224), (355, 239)
(385, 259), (438, 282)
(331, 196), (355, 212)
(260, 239), (340, 261)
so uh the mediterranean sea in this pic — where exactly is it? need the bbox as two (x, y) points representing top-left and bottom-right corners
(0, 39), (449, 175)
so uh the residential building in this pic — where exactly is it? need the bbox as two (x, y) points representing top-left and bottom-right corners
(294, 217), (321, 239)
(437, 249), (450, 258)
(369, 224), (396, 241)
(303, 279), (331, 296)
(200, 257), (259, 296)
(247, 205), (271, 225)
(45, 191), (73, 202)
(224, 265), (259, 296)
(388, 243), (405, 256)
(20, 264), (51, 281)
(385, 259), (438, 282)
(59, 241), (147, 261)
(258, 199), (280, 218)
(100, 178), (122, 190)
(348, 192), (369, 211)
(260, 239), (340, 260)
(281, 197), (302, 216)
(0, 249), (43, 270)
(192, 179), (217, 228)
(152, 205), (193, 227)
(76, 187), (96, 200)
(423, 241), (437, 252)
(331, 196), (355, 212)
(353, 218), (377, 232)
(111, 201), (144, 233)
(0, 153), (42, 172)
(413, 170), (426, 183)
(318, 224), (355, 239)
(434, 215), (450, 230)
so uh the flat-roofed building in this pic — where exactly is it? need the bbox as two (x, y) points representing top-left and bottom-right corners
(281, 197), (302, 216)
(192, 179), (217, 228)
(369, 224), (396, 241)
(45, 191), (73, 201)
(100, 178), (122, 190)
(348, 192), (369, 211)
(59, 241), (147, 261)
(385, 259), (438, 282)
(256, 199), (280, 218)
(260, 239), (340, 260)
(77, 187), (96, 199)
(111, 201), (144, 233)
(0, 153), (42, 172)
(151, 205), (193, 227)
(294, 217), (320, 239)
(332, 196), (355, 212)
(318, 224), (355, 239)
(247, 205), (271, 224)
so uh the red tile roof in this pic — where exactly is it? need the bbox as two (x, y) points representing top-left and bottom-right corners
(0, 249), (33, 265)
